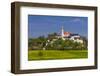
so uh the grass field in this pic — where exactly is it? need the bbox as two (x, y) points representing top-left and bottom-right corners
(28, 50), (88, 61)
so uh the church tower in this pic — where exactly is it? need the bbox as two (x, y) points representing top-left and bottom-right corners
(61, 26), (64, 38)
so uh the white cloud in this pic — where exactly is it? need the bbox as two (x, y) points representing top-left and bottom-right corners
(71, 18), (81, 22)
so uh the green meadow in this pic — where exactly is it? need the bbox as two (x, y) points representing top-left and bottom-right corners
(28, 50), (88, 61)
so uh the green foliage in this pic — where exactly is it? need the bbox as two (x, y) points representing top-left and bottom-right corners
(28, 36), (47, 50)
(45, 39), (86, 50)
(48, 32), (58, 40)
(28, 33), (87, 50)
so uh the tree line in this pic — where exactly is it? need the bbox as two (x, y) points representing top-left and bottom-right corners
(28, 33), (87, 50)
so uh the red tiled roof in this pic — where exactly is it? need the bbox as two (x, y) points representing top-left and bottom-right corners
(64, 32), (71, 35)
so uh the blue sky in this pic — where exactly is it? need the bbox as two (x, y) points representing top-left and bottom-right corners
(28, 15), (88, 38)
